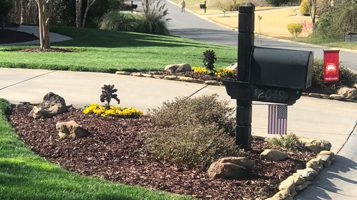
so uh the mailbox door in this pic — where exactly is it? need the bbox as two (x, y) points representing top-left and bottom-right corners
(251, 47), (313, 90)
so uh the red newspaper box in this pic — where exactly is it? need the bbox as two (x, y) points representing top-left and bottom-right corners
(324, 49), (339, 82)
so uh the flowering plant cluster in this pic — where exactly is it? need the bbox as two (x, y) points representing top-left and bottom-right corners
(192, 67), (235, 78)
(83, 103), (143, 118)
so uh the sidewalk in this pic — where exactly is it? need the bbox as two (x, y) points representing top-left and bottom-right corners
(0, 68), (356, 153)
(5, 25), (71, 45)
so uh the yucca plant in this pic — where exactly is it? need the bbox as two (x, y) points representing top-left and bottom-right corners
(100, 84), (120, 109)
(203, 50), (217, 71)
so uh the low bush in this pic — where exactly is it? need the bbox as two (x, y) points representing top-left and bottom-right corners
(311, 63), (357, 92)
(145, 94), (239, 170)
(99, 11), (139, 32)
(149, 94), (235, 134)
(268, 133), (303, 151)
(299, 0), (309, 16)
(145, 122), (242, 170)
(287, 23), (303, 38)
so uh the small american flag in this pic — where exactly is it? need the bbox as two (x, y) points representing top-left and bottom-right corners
(268, 104), (288, 135)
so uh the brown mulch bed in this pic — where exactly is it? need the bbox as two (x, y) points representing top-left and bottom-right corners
(0, 29), (38, 44)
(9, 104), (316, 200)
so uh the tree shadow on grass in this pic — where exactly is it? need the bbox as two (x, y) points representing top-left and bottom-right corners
(50, 26), (234, 49)
(0, 159), (144, 200)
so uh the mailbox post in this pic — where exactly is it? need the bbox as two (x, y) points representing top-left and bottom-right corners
(235, 4), (255, 150)
(223, 3), (313, 150)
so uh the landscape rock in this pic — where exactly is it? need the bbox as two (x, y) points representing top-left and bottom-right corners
(353, 83), (357, 88)
(291, 173), (305, 185)
(260, 149), (288, 161)
(338, 87), (357, 99)
(207, 157), (254, 179)
(164, 75), (177, 80)
(320, 94), (330, 99)
(164, 63), (191, 74)
(226, 63), (237, 72)
(115, 71), (131, 75)
(297, 136), (331, 153)
(308, 93), (321, 98)
(142, 73), (153, 78)
(267, 189), (292, 200)
(131, 72), (143, 77)
(178, 76), (194, 82)
(204, 80), (220, 85)
(295, 181), (311, 191)
(56, 120), (90, 139)
(317, 151), (335, 167)
(296, 167), (318, 181)
(329, 94), (344, 100)
(29, 92), (68, 119)
(278, 176), (295, 192)
(306, 158), (323, 172)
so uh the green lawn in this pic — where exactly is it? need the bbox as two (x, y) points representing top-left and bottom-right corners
(293, 36), (357, 50)
(0, 99), (193, 200)
(0, 26), (237, 73)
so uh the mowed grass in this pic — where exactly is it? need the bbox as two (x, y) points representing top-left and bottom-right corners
(0, 26), (237, 73)
(0, 99), (193, 200)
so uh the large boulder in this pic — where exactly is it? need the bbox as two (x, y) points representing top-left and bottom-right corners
(56, 120), (89, 139)
(338, 87), (357, 99)
(29, 92), (68, 119)
(164, 63), (191, 74)
(297, 136), (331, 153)
(260, 149), (288, 161)
(207, 157), (254, 180)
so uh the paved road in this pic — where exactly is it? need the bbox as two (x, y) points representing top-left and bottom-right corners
(161, 0), (357, 71)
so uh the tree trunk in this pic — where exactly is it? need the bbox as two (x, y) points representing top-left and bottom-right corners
(20, 0), (24, 24)
(82, 0), (96, 28)
(76, 0), (82, 28)
(35, 0), (50, 50)
(1, 16), (5, 30)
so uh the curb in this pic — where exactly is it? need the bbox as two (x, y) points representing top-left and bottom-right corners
(265, 150), (335, 200)
(116, 71), (357, 103)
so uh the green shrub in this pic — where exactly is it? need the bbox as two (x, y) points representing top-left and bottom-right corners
(145, 94), (239, 170)
(149, 94), (235, 134)
(287, 23), (303, 38)
(266, 0), (289, 6)
(311, 63), (357, 92)
(268, 133), (303, 151)
(99, 11), (139, 32)
(144, 122), (242, 170)
(314, 1), (357, 39)
(299, 0), (309, 15)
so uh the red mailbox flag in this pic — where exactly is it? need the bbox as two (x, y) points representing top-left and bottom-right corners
(324, 50), (339, 82)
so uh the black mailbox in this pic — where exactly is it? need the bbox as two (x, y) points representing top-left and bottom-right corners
(200, 4), (207, 9)
(132, 4), (138, 9)
(251, 47), (313, 90)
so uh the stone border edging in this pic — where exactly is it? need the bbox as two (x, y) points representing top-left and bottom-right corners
(265, 150), (335, 200)
(116, 71), (357, 103)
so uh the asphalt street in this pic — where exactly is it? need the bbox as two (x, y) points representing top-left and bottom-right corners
(161, 0), (357, 71)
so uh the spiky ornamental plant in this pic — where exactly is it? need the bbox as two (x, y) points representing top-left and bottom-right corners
(100, 84), (120, 109)
(203, 50), (217, 71)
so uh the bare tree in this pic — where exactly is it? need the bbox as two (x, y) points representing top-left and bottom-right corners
(76, 0), (82, 28)
(34, 0), (50, 50)
(308, 0), (317, 29)
(82, 0), (96, 27)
